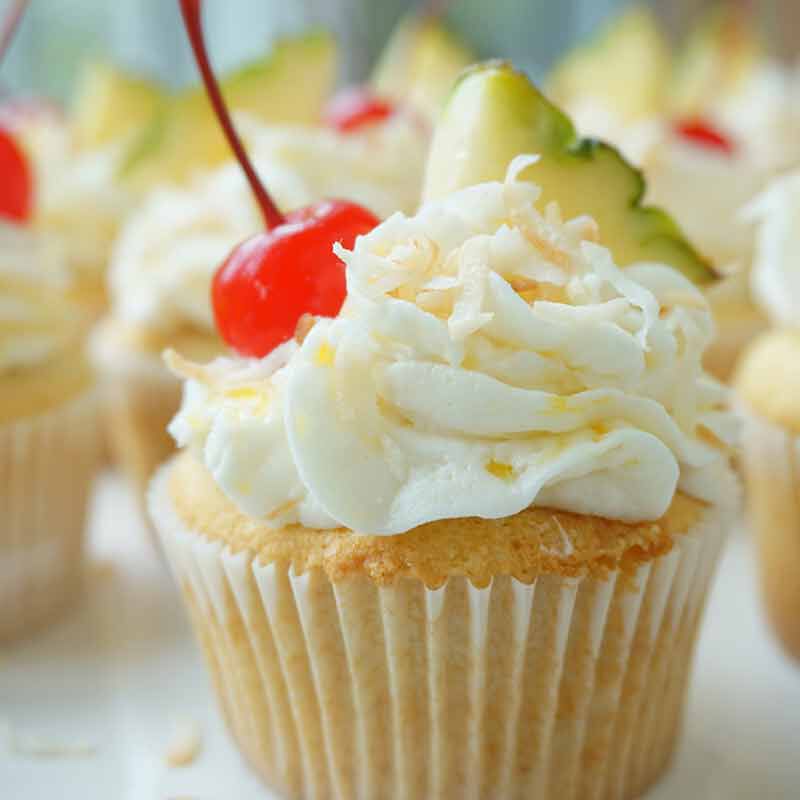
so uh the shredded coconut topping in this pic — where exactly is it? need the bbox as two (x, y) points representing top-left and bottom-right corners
(170, 159), (735, 534)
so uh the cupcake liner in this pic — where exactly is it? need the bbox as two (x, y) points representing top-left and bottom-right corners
(739, 409), (800, 660)
(101, 357), (181, 510)
(703, 309), (767, 384)
(151, 463), (729, 800)
(0, 389), (101, 641)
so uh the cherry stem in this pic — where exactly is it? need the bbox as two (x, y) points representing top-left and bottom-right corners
(179, 0), (285, 229)
(421, 0), (451, 21)
(0, 0), (29, 67)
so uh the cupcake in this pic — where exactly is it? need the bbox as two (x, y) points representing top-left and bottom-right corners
(27, 117), (132, 317)
(642, 122), (773, 382)
(94, 113), (427, 512)
(150, 63), (738, 799)
(4, 30), (341, 323)
(548, 7), (799, 383)
(2, 99), (133, 319)
(0, 158), (101, 639)
(736, 331), (800, 662)
(734, 171), (800, 661)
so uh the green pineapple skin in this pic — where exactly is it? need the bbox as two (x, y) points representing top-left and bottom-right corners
(424, 62), (717, 286)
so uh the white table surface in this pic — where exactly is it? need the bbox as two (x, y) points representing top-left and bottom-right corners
(2, 472), (799, 800)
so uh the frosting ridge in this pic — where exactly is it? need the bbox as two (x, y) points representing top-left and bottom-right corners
(169, 157), (735, 534)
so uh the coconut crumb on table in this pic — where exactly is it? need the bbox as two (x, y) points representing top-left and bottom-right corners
(164, 718), (202, 767)
(2, 718), (96, 759)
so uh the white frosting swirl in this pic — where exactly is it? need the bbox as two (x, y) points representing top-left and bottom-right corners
(169, 157), (735, 535)
(110, 115), (427, 334)
(745, 170), (800, 327)
(0, 221), (83, 371)
(20, 116), (131, 279)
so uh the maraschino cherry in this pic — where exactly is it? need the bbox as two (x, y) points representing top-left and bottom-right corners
(324, 87), (395, 132)
(0, 0), (31, 222)
(674, 118), (736, 155)
(179, 0), (379, 358)
(0, 130), (30, 221)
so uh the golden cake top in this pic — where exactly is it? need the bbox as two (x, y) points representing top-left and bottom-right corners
(168, 451), (709, 587)
(735, 328), (800, 433)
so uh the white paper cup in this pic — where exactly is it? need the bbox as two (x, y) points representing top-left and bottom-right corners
(0, 389), (101, 641)
(91, 324), (181, 512)
(150, 460), (731, 800)
(739, 408), (800, 661)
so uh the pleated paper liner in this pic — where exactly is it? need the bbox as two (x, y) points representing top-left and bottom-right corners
(102, 359), (181, 513)
(91, 322), (224, 516)
(703, 304), (767, 384)
(151, 462), (731, 800)
(739, 408), (800, 661)
(0, 389), (101, 641)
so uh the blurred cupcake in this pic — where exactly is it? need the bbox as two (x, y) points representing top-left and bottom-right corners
(642, 117), (774, 382)
(570, 100), (785, 382)
(0, 207), (101, 640)
(3, 101), (133, 319)
(549, 8), (800, 383)
(28, 119), (132, 317)
(735, 170), (800, 661)
(736, 331), (800, 662)
(150, 95), (739, 799)
(745, 170), (800, 329)
(94, 113), (427, 511)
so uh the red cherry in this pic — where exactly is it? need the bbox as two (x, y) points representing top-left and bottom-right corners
(673, 118), (736, 155)
(0, 126), (31, 222)
(325, 87), (396, 133)
(181, 0), (380, 358)
(213, 199), (379, 357)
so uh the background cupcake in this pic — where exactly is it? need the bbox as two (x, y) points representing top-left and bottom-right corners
(24, 112), (132, 318)
(93, 109), (427, 513)
(548, 4), (798, 382)
(736, 331), (800, 662)
(2, 84), (136, 320)
(735, 169), (800, 661)
(0, 185), (101, 640)
(151, 62), (738, 799)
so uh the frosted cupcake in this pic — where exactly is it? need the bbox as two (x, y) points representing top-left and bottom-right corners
(735, 171), (800, 661)
(93, 113), (426, 510)
(3, 103), (132, 319)
(642, 117), (775, 382)
(28, 119), (131, 317)
(549, 8), (799, 382)
(0, 206), (100, 640)
(5, 29), (341, 320)
(151, 59), (738, 799)
(567, 102), (782, 383)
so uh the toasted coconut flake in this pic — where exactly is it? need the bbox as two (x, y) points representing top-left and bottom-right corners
(510, 211), (572, 268)
(565, 214), (600, 243)
(265, 497), (300, 521)
(165, 719), (202, 768)
(506, 153), (541, 183)
(508, 276), (568, 304)
(164, 349), (212, 384)
(658, 289), (708, 311)
(294, 313), (318, 345)
(3, 720), (96, 759)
